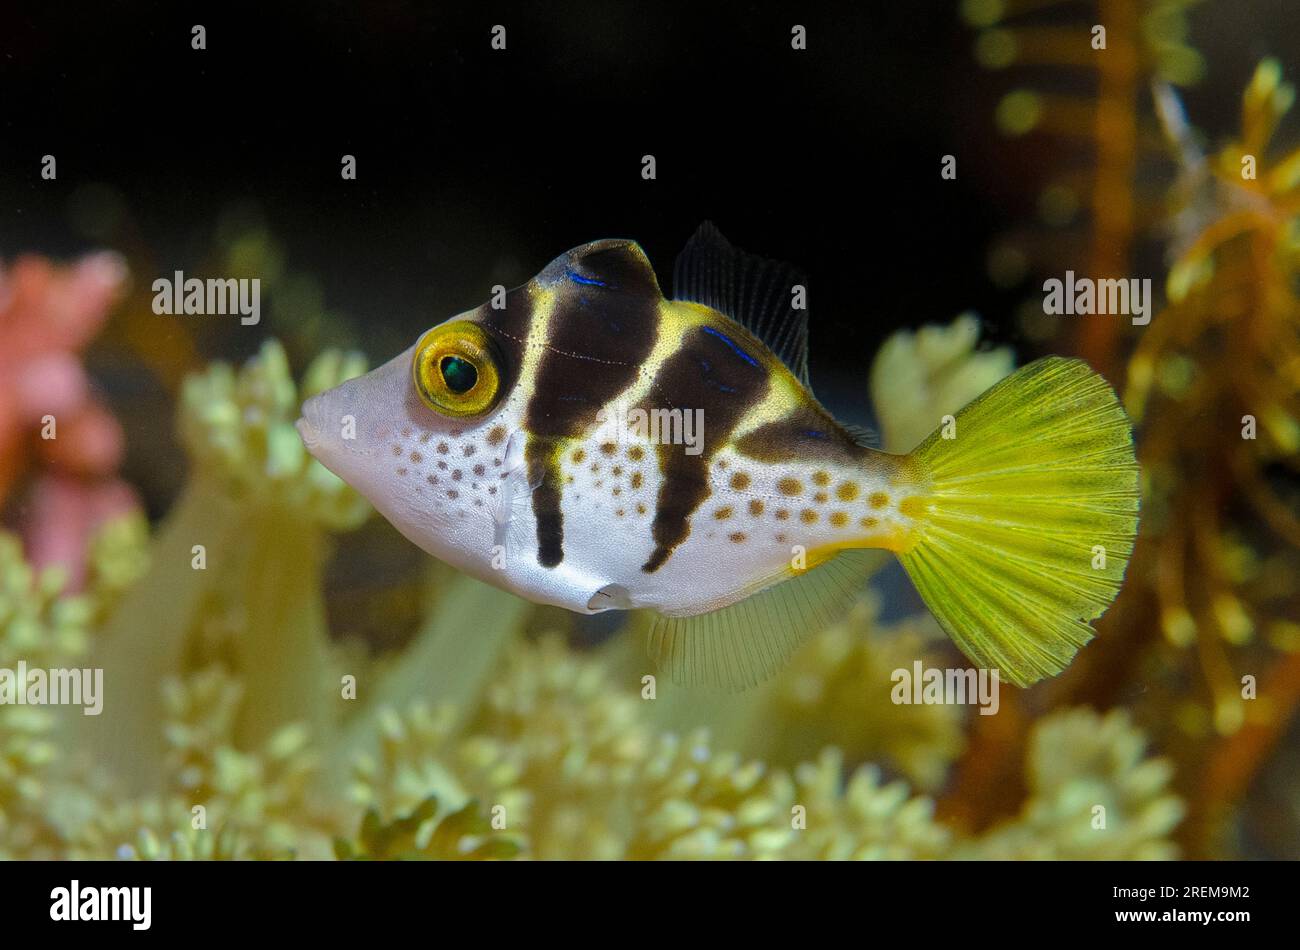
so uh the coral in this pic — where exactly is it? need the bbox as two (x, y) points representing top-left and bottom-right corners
(963, 709), (1184, 859)
(347, 702), (524, 835)
(0, 285), (1197, 861)
(784, 750), (952, 860)
(620, 731), (795, 859)
(338, 626), (1178, 861)
(66, 663), (328, 860)
(1105, 59), (1300, 854)
(70, 797), (285, 861)
(0, 533), (92, 858)
(335, 797), (523, 861)
(962, 0), (1205, 371)
(869, 314), (1014, 453)
(85, 341), (371, 789)
(178, 341), (370, 526)
(756, 598), (966, 792)
(2, 485), (1188, 861)
(83, 510), (151, 622)
(0, 252), (139, 589)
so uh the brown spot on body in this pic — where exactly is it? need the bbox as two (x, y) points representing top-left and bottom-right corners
(861, 517), (879, 529)
(630, 471), (643, 489)
(836, 482), (859, 501)
(473, 464), (486, 476)
(452, 470), (462, 481)
(729, 472), (751, 491)
(487, 426), (507, 447)
(572, 448), (586, 464)
(447, 489), (459, 499)
(776, 508), (790, 520)
(713, 506), (733, 520)
(814, 491), (828, 503)
(463, 445), (476, 457)
(778, 477), (802, 496)
(869, 492), (889, 508)
(799, 509), (818, 524)
(729, 532), (747, 543)
(437, 442), (449, 454)
(748, 499), (764, 516)
(600, 442), (617, 456)
(410, 451), (423, 463)
(628, 445), (644, 461)
(829, 511), (849, 528)
(813, 470), (830, 487)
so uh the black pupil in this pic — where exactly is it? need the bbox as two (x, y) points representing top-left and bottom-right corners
(440, 355), (478, 394)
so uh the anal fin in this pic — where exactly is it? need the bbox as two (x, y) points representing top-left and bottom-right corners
(645, 550), (879, 692)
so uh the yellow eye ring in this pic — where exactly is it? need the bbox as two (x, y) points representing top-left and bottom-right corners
(411, 321), (503, 417)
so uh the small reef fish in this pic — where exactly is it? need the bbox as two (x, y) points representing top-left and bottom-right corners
(297, 224), (1139, 689)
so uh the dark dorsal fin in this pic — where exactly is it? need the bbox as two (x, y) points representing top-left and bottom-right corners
(554, 239), (662, 297)
(672, 222), (811, 387)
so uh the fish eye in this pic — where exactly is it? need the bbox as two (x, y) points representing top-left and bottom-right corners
(439, 355), (478, 394)
(412, 321), (502, 417)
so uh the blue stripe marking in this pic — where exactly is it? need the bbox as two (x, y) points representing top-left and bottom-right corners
(565, 267), (607, 287)
(701, 325), (759, 367)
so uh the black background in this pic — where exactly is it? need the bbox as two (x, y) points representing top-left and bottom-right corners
(0, 1), (1021, 425)
(1, 1), (1296, 462)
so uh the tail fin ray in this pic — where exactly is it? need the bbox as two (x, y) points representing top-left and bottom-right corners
(897, 357), (1139, 687)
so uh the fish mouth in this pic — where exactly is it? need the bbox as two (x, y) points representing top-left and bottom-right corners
(295, 416), (321, 451)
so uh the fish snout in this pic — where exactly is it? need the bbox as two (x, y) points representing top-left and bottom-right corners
(296, 394), (327, 453)
(296, 390), (365, 460)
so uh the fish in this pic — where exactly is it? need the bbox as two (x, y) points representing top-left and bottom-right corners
(296, 223), (1139, 690)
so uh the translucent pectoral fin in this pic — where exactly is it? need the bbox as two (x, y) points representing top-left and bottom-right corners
(645, 550), (879, 692)
(491, 430), (544, 559)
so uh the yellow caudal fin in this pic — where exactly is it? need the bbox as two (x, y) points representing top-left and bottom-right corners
(896, 357), (1139, 687)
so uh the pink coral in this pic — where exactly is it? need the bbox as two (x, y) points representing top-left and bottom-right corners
(0, 251), (138, 588)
